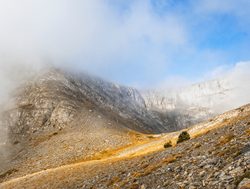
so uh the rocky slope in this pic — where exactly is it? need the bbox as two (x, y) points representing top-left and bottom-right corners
(1, 104), (249, 189)
(142, 79), (231, 112)
(0, 68), (249, 189)
(141, 75), (250, 129)
(0, 68), (175, 179)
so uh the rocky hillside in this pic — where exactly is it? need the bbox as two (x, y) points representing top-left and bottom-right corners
(3, 68), (209, 151)
(1, 104), (249, 189)
(0, 68), (179, 178)
(0, 68), (249, 188)
(4, 68), (245, 153)
(142, 74), (250, 129)
(142, 79), (231, 112)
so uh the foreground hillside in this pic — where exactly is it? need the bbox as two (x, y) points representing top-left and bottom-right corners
(1, 104), (249, 189)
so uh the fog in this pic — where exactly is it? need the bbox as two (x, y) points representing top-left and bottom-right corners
(144, 61), (250, 115)
(0, 0), (186, 105)
(215, 61), (250, 111)
(0, 0), (187, 86)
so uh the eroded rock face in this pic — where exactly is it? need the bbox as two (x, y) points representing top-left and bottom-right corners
(141, 79), (243, 129)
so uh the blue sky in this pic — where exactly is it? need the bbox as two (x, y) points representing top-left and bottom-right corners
(95, 0), (250, 87)
(0, 0), (249, 88)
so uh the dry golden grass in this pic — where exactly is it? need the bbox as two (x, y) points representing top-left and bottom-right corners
(190, 114), (249, 140)
(216, 146), (241, 158)
(129, 183), (140, 189)
(130, 154), (182, 179)
(162, 154), (182, 163)
(217, 134), (235, 146)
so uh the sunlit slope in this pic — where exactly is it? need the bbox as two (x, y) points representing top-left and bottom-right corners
(1, 104), (249, 189)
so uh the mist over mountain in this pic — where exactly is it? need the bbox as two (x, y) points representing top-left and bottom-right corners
(0, 62), (249, 149)
(0, 1), (250, 188)
(0, 66), (249, 188)
(143, 61), (250, 113)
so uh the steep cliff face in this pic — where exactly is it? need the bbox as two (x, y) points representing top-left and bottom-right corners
(142, 66), (250, 115)
(141, 79), (237, 129)
(142, 79), (231, 112)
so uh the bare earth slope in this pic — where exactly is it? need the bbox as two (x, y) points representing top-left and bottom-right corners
(1, 104), (249, 189)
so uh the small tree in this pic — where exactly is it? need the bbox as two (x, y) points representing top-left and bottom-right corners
(164, 141), (172, 148)
(177, 131), (190, 144)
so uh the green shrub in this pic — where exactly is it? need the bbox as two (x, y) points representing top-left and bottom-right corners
(164, 141), (172, 148)
(177, 131), (190, 144)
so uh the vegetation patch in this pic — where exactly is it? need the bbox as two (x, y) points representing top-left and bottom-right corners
(164, 141), (172, 148)
(177, 131), (190, 144)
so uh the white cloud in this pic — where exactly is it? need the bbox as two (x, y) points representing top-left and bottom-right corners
(192, 61), (250, 112)
(0, 0), (189, 104)
(0, 0), (187, 68)
(216, 61), (250, 109)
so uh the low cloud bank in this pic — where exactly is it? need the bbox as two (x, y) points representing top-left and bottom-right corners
(212, 61), (250, 112)
(169, 61), (250, 113)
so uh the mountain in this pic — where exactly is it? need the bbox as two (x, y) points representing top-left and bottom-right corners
(142, 74), (250, 129)
(0, 68), (177, 176)
(142, 79), (231, 111)
(4, 68), (246, 154)
(1, 102), (250, 189)
(0, 68), (249, 189)
(5, 68), (209, 150)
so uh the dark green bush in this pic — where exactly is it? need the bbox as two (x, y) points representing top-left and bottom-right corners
(177, 131), (190, 144)
(164, 141), (172, 148)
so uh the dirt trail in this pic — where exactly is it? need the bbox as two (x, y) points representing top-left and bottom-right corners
(0, 134), (169, 189)
(0, 127), (218, 188)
